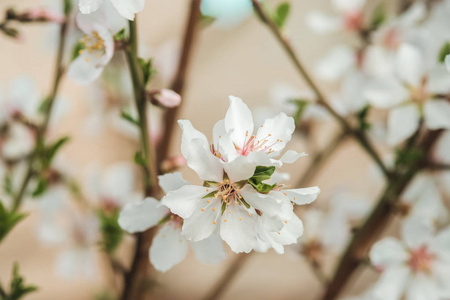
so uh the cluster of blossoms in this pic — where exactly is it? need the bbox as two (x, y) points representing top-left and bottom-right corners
(119, 96), (320, 271)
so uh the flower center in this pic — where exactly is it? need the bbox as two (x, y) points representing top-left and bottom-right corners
(408, 246), (435, 273)
(215, 180), (242, 205)
(79, 31), (106, 61)
(344, 11), (364, 31)
(238, 130), (281, 156)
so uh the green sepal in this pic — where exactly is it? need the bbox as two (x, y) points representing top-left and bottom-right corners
(248, 179), (277, 194)
(138, 57), (157, 87)
(0, 263), (38, 300)
(97, 210), (124, 253)
(0, 202), (27, 243)
(238, 197), (251, 209)
(357, 105), (371, 131)
(370, 3), (387, 30)
(438, 42), (450, 63)
(71, 41), (85, 62)
(202, 191), (216, 199)
(114, 28), (127, 41)
(121, 110), (139, 126)
(220, 202), (227, 216)
(134, 151), (147, 167)
(157, 214), (171, 225)
(42, 136), (70, 169)
(31, 178), (48, 198)
(288, 99), (309, 124)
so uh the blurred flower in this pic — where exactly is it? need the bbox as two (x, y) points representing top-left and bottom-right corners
(306, 0), (366, 34)
(148, 89), (182, 108)
(369, 217), (450, 300)
(201, 0), (252, 28)
(78, 0), (144, 20)
(119, 173), (226, 272)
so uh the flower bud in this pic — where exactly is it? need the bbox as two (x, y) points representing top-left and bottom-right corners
(148, 89), (181, 108)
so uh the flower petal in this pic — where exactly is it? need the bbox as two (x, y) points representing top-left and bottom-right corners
(395, 43), (424, 87)
(428, 65), (450, 94)
(424, 100), (450, 130)
(315, 45), (355, 81)
(109, 0), (145, 20)
(280, 150), (307, 164)
(118, 197), (169, 233)
(190, 234), (227, 264)
(387, 104), (420, 145)
(158, 172), (189, 194)
(223, 156), (256, 183)
(364, 78), (409, 109)
(283, 187), (320, 205)
(149, 224), (188, 272)
(225, 96), (254, 149)
(401, 216), (434, 249)
(79, 0), (103, 14)
(162, 185), (209, 219)
(178, 119), (209, 158)
(371, 266), (410, 300)
(239, 185), (283, 217)
(305, 11), (343, 34)
(220, 204), (257, 253)
(370, 237), (409, 268)
(185, 138), (223, 182)
(181, 198), (221, 242)
(67, 54), (104, 85)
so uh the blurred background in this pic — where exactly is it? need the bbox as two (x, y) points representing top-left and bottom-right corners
(0, 0), (406, 299)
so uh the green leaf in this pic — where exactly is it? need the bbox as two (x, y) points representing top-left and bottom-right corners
(134, 151), (147, 167)
(357, 105), (371, 131)
(138, 57), (157, 86)
(98, 210), (124, 253)
(202, 190), (216, 199)
(288, 99), (309, 124)
(114, 28), (127, 41)
(370, 3), (387, 30)
(71, 41), (85, 62)
(272, 2), (290, 29)
(438, 42), (450, 63)
(250, 166), (275, 182)
(395, 147), (423, 168)
(200, 13), (216, 27)
(38, 98), (51, 115)
(238, 197), (251, 209)
(42, 136), (70, 168)
(248, 179), (276, 194)
(32, 178), (48, 198)
(0, 202), (27, 243)
(63, 0), (73, 15)
(121, 110), (139, 126)
(3, 175), (13, 196)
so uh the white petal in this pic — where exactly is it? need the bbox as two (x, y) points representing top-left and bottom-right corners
(305, 11), (343, 34)
(387, 104), (420, 145)
(118, 197), (169, 233)
(424, 100), (450, 130)
(364, 78), (409, 109)
(239, 185), (283, 217)
(109, 0), (145, 20)
(212, 119), (236, 161)
(427, 65), (450, 94)
(283, 187), (320, 205)
(185, 138), (223, 182)
(332, 0), (365, 12)
(271, 212), (304, 247)
(280, 150), (307, 164)
(255, 113), (295, 153)
(67, 54), (104, 85)
(255, 214), (285, 254)
(191, 234), (227, 264)
(178, 119), (209, 158)
(223, 156), (256, 183)
(225, 96), (254, 149)
(369, 237), (409, 268)
(371, 266), (410, 300)
(405, 273), (440, 300)
(446, 55), (450, 73)
(161, 185), (209, 219)
(401, 216), (434, 249)
(181, 197), (221, 242)
(220, 204), (257, 253)
(149, 224), (188, 272)
(79, 0), (103, 14)
(429, 227), (450, 261)
(101, 162), (135, 202)
(158, 172), (189, 194)
(395, 43), (424, 87)
(315, 45), (355, 81)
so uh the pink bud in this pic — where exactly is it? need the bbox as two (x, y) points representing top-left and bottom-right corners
(161, 155), (187, 172)
(149, 89), (182, 108)
(25, 9), (65, 23)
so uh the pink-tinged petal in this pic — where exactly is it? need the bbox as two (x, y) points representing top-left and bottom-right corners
(239, 185), (283, 217)
(395, 43), (424, 87)
(79, 0), (103, 15)
(255, 113), (295, 154)
(149, 224), (188, 272)
(109, 0), (145, 20)
(220, 204), (257, 253)
(118, 197), (169, 233)
(225, 96), (254, 149)
(190, 234), (227, 264)
(387, 104), (420, 145)
(185, 138), (223, 182)
(161, 185), (209, 219)
(280, 150), (307, 164)
(370, 237), (409, 268)
(158, 172), (189, 194)
(371, 266), (410, 300)
(67, 54), (104, 85)
(424, 100), (450, 130)
(181, 198), (221, 242)
(223, 156), (256, 183)
(364, 78), (409, 109)
(178, 119), (209, 158)
(283, 187), (320, 205)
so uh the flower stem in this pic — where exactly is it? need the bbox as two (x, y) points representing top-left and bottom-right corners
(11, 4), (69, 212)
(250, 0), (389, 178)
(157, 0), (202, 163)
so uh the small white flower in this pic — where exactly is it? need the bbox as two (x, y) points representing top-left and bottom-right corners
(79, 0), (145, 21)
(369, 217), (450, 300)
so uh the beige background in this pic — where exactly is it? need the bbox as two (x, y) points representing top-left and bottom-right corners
(0, 0), (393, 299)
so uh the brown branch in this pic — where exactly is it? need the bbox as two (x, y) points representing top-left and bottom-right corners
(250, 0), (389, 178)
(321, 130), (442, 300)
(157, 0), (202, 164)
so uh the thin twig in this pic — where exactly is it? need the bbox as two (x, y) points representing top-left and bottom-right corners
(157, 0), (202, 164)
(250, 0), (389, 178)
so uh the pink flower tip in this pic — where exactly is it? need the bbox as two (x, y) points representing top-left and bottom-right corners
(149, 89), (182, 108)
